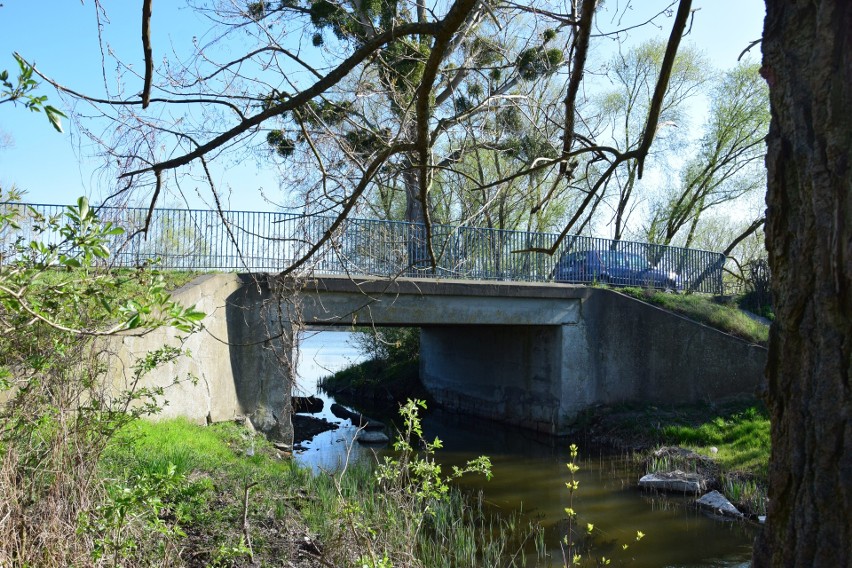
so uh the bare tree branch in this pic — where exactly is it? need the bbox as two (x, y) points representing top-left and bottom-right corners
(141, 0), (153, 108)
(723, 216), (765, 257)
(632, 0), (693, 178)
(560, 0), (597, 175)
(281, 143), (415, 276)
(119, 21), (441, 181)
(415, 0), (479, 267)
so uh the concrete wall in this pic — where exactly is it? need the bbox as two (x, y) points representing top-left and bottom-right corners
(420, 326), (564, 433)
(104, 274), (765, 441)
(106, 273), (294, 442)
(419, 289), (766, 434)
(581, 290), (767, 406)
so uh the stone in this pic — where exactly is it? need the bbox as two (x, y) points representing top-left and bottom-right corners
(292, 414), (338, 444)
(293, 396), (324, 414)
(250, 404), (279, 434)
(330, 403), (385, 430)
(356, 430), (390, 445)
(696, 490), (743, 518)
(639, 471), (707, 493)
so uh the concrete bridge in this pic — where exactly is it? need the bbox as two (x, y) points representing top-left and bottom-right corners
(110, 273), (766, 443)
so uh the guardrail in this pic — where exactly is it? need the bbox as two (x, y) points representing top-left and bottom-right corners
(1, 202), (725, 293)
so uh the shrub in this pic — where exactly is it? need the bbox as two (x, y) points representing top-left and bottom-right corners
(0, 194), (203, 566)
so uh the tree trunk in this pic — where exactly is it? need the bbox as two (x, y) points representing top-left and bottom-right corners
(402, 152), (429, 271)
(753, 1), (852, 566)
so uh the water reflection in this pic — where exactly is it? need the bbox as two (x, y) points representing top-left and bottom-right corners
(293, 330), (756, 567)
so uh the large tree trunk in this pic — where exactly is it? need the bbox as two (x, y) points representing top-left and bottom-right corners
(754, 1), (851, 566)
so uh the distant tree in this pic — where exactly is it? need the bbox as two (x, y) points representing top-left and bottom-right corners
(589, 39), (707, 241)
(26, 0), (698, 268)
(645, 62), (768, 251)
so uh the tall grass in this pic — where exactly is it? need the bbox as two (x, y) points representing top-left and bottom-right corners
(100, 418), (542, 567)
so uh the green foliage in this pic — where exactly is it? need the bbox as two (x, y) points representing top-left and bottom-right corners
(517, 46), (563, 81)
(246, 1), (266, 20)
(101, 416), (535, 567)
(662, 405), (770, 477)
(351, 325), (419, 363)
(266, 129), (296, 157)
(645, 61), (768, 250)
(655, 405), (770, 515)
(0, 53), (67, 132)
(380, 38), (431, 103)
(497, 106), (524, 133)
(80, 464), (192, 564)
(469, 36), (502, 67)
(376, 400), (492, 503)
(348, 399), (495, 566)
(211, 537), (253, 567)
(0, 193), (205, 565)
(321, 327), (424, 403)
(562, 444), (645, 567)
(344, 127), (390, 157)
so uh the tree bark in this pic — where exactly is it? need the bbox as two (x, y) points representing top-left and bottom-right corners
(754, 1), (852, 566)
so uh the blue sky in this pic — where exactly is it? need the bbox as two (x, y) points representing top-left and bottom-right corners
(0, 0), (766, 211)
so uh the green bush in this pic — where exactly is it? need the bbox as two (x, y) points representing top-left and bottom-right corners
(351, 326), (420, 364)
(0, 194), (204, 566)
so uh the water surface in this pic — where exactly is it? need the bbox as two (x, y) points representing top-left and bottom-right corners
(293, 330), (757, 567)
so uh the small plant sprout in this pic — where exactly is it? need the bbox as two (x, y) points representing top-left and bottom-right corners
(562, 444), (647, 567)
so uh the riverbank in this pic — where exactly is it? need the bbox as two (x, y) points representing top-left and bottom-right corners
(572, 400), (770, 517)
(97, 415), (536, 567)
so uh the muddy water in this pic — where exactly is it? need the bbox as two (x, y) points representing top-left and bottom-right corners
(293, 330), (758, 568)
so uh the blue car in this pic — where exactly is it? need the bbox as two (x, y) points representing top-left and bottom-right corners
(554, 250), (680, 291)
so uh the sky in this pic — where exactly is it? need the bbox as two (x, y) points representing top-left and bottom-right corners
(0, 0), (766, 212)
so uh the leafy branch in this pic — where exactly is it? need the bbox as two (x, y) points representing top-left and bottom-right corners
(1, 53), (66, 132)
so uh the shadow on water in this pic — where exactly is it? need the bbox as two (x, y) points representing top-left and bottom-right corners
(293, 330), (757, 568)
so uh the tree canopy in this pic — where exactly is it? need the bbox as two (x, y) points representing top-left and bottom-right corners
(26, 0), (731, 270)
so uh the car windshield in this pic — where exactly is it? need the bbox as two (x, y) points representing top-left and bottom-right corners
(598, 251), (650, 269)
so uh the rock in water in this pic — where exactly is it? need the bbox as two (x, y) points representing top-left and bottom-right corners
(696, 490), (743, 518)
(330, 403), (384, 429)
(638, 471), (707, 493)
(356, 430), (390, 445)
(293, 396), (324, 414)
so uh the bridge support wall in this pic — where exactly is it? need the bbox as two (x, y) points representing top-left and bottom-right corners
(419, 326), (567, 434)
(106, 274), (294, 442)
(419, 291), (766, 435)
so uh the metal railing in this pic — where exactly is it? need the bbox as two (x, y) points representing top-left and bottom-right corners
(1, 202), (725, 293)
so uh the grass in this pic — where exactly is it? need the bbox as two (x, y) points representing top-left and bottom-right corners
(618, 287), (769, 345)
(576, 399), (770, 516)
(654, 403), (770, 516)
(98, 417), (538, 567)
(661, 405), (770, 478)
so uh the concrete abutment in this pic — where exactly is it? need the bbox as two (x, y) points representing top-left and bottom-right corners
(109, 274), (765, 441)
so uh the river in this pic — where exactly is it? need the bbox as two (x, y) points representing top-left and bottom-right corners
(293, 330), (758, 568)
